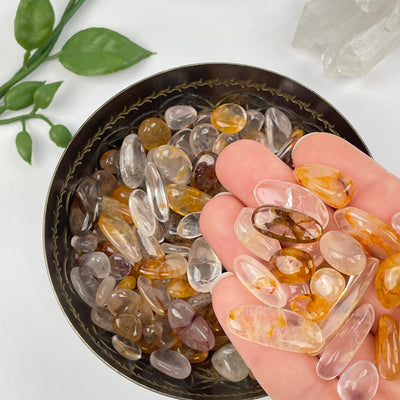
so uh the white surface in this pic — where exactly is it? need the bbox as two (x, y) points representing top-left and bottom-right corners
(0, 1), (399, 399)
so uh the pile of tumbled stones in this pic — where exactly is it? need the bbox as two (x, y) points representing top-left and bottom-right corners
(68, 99), (400, 399)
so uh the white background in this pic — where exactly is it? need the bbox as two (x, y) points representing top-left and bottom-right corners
(0, 1), (399, 399)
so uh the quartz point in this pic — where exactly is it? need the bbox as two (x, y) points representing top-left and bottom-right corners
(227, 305), (325, 354)
(210, 103), (247, 134)
(337, 360), (379, 400)
(316, 303), (375, 380)
(233, 254), (287, 308)
(375, 251), (400, 308)
(294, 163), (354, 208)
(211, 344), (249, 382)
(310, 267), (346, 305)
(292, 0), (400, 78)
(150, 349), (192, 379)
(264, 107), (292, 153)
(319, 230), (367, 275)
(254, 179), (329, 228)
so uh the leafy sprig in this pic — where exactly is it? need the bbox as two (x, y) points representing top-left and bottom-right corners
(0, 0), (154, 164)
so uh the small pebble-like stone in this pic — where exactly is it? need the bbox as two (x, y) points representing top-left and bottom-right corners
(187, 237), (222, 293)
(160, 242), (191, 257)
(233, 254), (287, 308)
(109, 253), (131, 280)
(254, 179), (329, 228)
(137, 117), (172, 150)
(167, 274), (197, 298)
(80, 251), (110, 278)
(337, 360), (379, 400)
(319, 230), (367, 275)
(269, 247), (315, 284)
(96, 275), (116, 306)
(113, 313), (143, 342)
(244, 109), (264, 131)
(70, 267), (99, 307)
(164, 105), (197, 130)
(137, 276), (172, 316)
(282, 282), (310, 305)
(310, 267), (345, 305)
(210, 103), (247, 134)
(176, 212), (202, 239)
(265, 107), (292, 153)
(177, 343), (208, 364)
(71, 232), (98, 253)
(150, 349), (192, 379)
(152, 144), (192, 185)
(227, 305), (325, 354)
(252, 205), (323, 243)
(238, 129), (267, 145)
(375, 314), (400, 380)
(136, 253), (188, 279)
(112, 185), (132, 206)
(102, 195), (132, 224)
(129, 188), (156, 237)
(112, 335), (142, 361)
(119, 133), (146, 189)
(190, 151), (219, 192)
(168, 299), (215, 351)
(92, 169), (118, 196)
(291, 293), (329, 322)
(212, 133), (239, 155)
(98, 213), (142, 263)
(137, 229), (165, 259)
(375, 252), (400, 308)
(294, 163), (354, 208)
(234, 207), (281, 261)
(166, 184), (211, 216)
(168, 128), (195, 161)
(91, 306), (115, 332)
(118, 275), (136, 290)
(211, 344), (249, 382)
(189, 123), (219, 155)
(335, 207), (400, 260)
(187, 292), (212, 313)
(153, 314), (178, 349)
(99, 149), (118, 174)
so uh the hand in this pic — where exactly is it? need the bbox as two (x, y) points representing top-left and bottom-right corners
(200, 132), (400, 400)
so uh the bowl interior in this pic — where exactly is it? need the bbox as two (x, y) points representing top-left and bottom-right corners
(43, 63), (370, 400)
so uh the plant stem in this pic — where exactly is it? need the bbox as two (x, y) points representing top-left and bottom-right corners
(0, 113), (54, 127)
(0, 0), (86, 100)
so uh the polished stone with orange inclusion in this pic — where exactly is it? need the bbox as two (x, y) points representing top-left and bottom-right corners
(166, 184), (211, 216)
(290, 293), (330, 322)
(375, 252), (400, 308)
(210, 103), (247, 134)
(375, 314), (400, 380)
(167, 275), (197, 298)
(294, 163), (354, 208)
(227, 305), (325, 354)
(137, 117), (172, 150)
(136, 254), (188, 280)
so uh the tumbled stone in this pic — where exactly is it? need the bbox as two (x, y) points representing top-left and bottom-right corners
(234, 207), (281, 261)
(137, 276), (172, 316)
(211, 344), (249, 382)
(166, 184), (211, 216)
(275, 127), (304, 165)
(119, 133), (146, 189)
(190, 151), (219, 192)
(252, 205), (323, 243)
(98, 213), (142, 263)
(153, 314), (178, 349)
(69, 176), (102, 235)
(137, 229), (165, 259)
(128, 188), (156, 237)
(335, 306), (373, 364)
(108, 253), (131, 280)
(177, 343), (208, 364)
(71, 232), (98, 253)
(337, 360), (379, 400)
(118, 275), (136, 290)
(291, 293), (330, 322)
(254, 178), (329, 228)
(137, 117), (171, 150)
(164, 105), (197, 130)
(91, 305), (115, 332)
(150, 349), (192, 379)
(167, 274), (197, 298)
(113, 313), (143, 342)
(111, 335), (142, 361)
(290, 242), (324, 267)
(92, 169), (118, 197)
(160, 242), (191, 257)
(310, 267), (346, 305)
(227, 305), (325, 354)
(212, 133), (239, 155)
(80, 251), (110, 278)
(238, 129), (267, 145)
(294, 163), (354, 208)
(265, 107), (292, 153)
(210, 103), (247, 134)
(319, 258), (378, 345)
(392, 211), (400, 234)
(99, 149), (118, 174)
(244, 109), (264, 131)
(203, 304), (224, 336)
(282, 282), (310, 305)
(233, 254), (287, 308)
(375, 252), (400, 308)
(168, 128), (195, 162)
(176, 212), (202, 239)
(376, 313), (400, 380)
(112, 185), (132, 206)
(168, 299), (215, 351)
(189, 123), (219, 155)
(319, 230), (367, 275)
(186, 292), (212, 313)
(153, 144), (192, 185)
(102, 195), (132, 224)
(269, 247), (315, 284)
(335, 206), (400, 260)
(136, 253), (188, 279)
(96, 275), (116, 306)
(187, 237), (222, 293)
(70, 267), (99, 307)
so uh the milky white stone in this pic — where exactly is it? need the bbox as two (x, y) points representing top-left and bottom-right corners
(211, 344), (249, 382)
(80, 251), (110, 278)
(150, 349), (191, 379)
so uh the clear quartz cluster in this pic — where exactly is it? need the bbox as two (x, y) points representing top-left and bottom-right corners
(292, 0), (400, 77)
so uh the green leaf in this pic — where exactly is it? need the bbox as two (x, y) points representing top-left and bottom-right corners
(49, 124), (72, 147)
(33, 81), (63, 109)
(4, 81), (45, 110)
(14, 0), (55, 51)
(58, 27), (154, 76)
(16, 130), (33, 164)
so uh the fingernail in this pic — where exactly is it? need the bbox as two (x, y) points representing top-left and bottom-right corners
(210, 271), (235, 294)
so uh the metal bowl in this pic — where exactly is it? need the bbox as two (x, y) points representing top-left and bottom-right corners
(43, 63), (370, 400)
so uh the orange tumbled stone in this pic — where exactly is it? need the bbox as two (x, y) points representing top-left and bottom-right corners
(291, 294), (330, 322)
(375, 314), (400, 380)
(167, 275), (197, 298)
(136, 253), (188, 279)
(118, 275), (136, 290)
(166, 184), (211, 216)
(375, 252), (400, 308)
(137, 117), (171, 150)
(210, 103), (247, 134)
(294, 163), (354, 208)
(112, 185), (133, 206)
